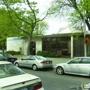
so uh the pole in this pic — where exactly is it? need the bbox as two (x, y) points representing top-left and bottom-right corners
(71, 36), (73, 58)
(83, 14), (87, 57)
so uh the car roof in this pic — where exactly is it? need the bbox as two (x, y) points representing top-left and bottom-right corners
(0, 61), (11, 64)
(74, 57), (90, 59)
(26, 55), (42, 57)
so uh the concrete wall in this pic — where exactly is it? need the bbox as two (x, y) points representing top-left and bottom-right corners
(7, 37), (42, 55)
(7, 37), (28, 55)
(7, 37), (22, 51)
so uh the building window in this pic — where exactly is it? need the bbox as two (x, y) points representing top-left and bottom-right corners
(42, 37), (70, 55)
(42, 38), (51, 51)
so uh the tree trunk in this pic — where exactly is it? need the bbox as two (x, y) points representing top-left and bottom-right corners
(27, 37), (31, 55)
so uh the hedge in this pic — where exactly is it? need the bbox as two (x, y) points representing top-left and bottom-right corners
(6, 50), (21, 55)
(36, 51), (61, 57)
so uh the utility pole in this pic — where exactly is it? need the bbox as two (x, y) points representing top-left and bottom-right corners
(83, 14), (87, 57)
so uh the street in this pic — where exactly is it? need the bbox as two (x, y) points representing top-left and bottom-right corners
(21, 67), (90, 90)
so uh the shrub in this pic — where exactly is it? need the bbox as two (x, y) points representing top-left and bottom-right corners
(36, 51), (61, 57)
(6, 50), (21, 55)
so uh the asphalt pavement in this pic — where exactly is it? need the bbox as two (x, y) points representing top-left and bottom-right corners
(46, 57), (71, 66)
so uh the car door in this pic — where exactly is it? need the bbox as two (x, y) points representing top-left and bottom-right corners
(64, 58), (82, 74)
(79, 58), (90, 75)
(18, 56), (31, 67)
(23, 56), (36, 68)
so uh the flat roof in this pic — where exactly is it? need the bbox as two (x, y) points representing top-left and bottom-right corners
(35, 32), (84, 38)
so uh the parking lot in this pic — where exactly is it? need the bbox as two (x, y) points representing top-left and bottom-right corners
(20, 57), (90, 90)
(22, 65), (90, 90)
(15, 55), (70, 66)
(46, 57), (70, 66)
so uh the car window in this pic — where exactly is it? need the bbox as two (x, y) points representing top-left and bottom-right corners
(0, 53), (14, 58)
(4, 54), (14, 58)
(30, 56), (35, 60)
(0, 64), (25, 78)
(36, 56), (47, 60)
(0, 54), (4, 57)
(0, 56), (5, 58)
(3, 53), (14, 58)
(0, 56), (6, 61)
(82, 58), (90, 63)
(23, 56), (31, 60)
(68, 58), (82, 64)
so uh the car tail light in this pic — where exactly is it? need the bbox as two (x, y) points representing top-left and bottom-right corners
(34, 82), (42, 90)
(7, 58), (11, 61)
(40, 61), (45, 64)
(7, 58), (17, 61)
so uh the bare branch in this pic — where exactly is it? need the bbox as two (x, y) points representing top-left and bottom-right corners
(36, 13), (48, 22)
(26, 0), (37, 24)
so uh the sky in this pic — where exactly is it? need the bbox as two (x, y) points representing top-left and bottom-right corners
(35, 0), (69, 35)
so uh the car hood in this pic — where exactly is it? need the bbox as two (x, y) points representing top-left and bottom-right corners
(0, 73), (40, 88)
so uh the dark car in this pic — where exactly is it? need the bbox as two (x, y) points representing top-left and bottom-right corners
(0, 55), (7, 61)
(0, 53), (17, 63)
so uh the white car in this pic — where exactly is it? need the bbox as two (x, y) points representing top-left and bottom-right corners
(54, 57), (90, 76)
(0, 61), (44, 90)
(14, 55), (53, 71)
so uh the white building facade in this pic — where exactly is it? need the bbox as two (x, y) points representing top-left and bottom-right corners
(6, 28), (90, 58)
(7, 37), (42, 55)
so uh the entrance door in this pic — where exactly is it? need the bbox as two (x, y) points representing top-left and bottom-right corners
(30, 42), (36, 55)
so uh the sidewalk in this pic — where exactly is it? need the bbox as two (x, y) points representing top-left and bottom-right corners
(47, 57), (70, 66)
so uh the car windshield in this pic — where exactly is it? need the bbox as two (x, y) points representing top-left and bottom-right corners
(0, 53), (14, 58)
(0, 64), (25, 78)
(35, 56), (47, 60)
(0, 54), (3, 57)
(4, 54), (14, 58)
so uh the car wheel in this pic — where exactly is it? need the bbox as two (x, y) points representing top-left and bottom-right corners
(56, 66), (64, 75)
(15, 62), (19, 67)
(32, 65), (37, 71)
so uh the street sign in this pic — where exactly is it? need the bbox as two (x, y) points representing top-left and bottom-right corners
(84, 37), (89, 45)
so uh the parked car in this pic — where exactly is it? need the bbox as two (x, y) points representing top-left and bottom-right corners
(54, 57), (90, 76)
(14, 55), (53, 70)
(0, 55), (7, 61)
(0, 53), (17, 63)
(0, 61), (44, 90)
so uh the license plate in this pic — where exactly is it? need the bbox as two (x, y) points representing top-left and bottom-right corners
(46, 61), (50, 64)
(11, 59), (14, 61)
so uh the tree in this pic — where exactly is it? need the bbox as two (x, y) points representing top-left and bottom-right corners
(34, 21), (49, 35)
(49, 0), (90, 31)
(0, 7), (22, 52)
(2, 0), (49, 55)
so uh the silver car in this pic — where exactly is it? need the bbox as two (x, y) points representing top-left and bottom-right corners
(0, 61), (44, 90)
(14, 55), (53, 70)
(54, 57), (90, 76)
